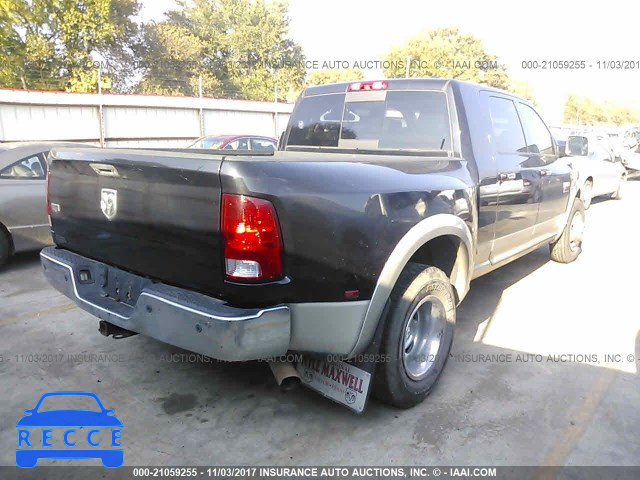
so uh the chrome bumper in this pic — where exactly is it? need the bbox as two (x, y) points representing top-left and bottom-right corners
(40, 247), (290, 361)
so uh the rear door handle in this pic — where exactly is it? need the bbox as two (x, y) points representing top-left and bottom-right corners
(498, 172), (516, 181)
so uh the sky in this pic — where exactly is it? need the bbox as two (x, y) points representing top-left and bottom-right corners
(139, 0), (640, 123)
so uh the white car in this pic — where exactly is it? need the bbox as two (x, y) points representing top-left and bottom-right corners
(621, 149), (640, 178)
(620, 134), (640, 178)
(566, 135), (627, 209)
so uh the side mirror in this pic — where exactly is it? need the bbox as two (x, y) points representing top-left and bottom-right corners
(566, 136), (589, 156)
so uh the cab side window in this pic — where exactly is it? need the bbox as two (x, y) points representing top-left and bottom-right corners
(517, 103), (555, 155)
(0, 154), (47, 179)
(250, 138), (276, 151)
(487, 97), (527, 154)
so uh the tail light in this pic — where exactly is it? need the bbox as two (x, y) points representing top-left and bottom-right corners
(46, 170), (52, 225)
(221, 194), (283, 281)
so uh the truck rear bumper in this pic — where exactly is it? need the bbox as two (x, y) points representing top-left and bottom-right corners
(40, 247), (290, 361)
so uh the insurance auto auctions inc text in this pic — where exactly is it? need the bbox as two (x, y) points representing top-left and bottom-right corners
(204, 467), (497, 478)
(450, 353), (636, 364)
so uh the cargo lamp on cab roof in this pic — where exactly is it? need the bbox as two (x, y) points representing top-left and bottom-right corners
(348, 80), (388, 92)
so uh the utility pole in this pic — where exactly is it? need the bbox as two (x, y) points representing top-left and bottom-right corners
(198, 75), (205, 137)
(97, 64), (105, 147)
(274, 83), (279, 138)
(405, 56), (411, 78)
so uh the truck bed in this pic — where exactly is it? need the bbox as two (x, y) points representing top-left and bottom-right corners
(48, 147), (474, 307)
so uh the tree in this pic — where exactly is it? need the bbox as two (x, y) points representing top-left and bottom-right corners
(563, 94), (582, 123)
(508, 79), (537, 105)
(563, 94), (640, 125)
(0, 0), (141, 92)
(382, 27), (509, 89)
(137, 0), (305, 101)
(306, 68), (364, 86)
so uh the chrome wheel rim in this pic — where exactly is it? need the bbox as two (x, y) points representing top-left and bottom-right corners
(402, 295), (447, 380)
(569, 210), (584, 252)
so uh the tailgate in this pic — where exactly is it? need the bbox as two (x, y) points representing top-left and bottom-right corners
(48, 148), (224, 296)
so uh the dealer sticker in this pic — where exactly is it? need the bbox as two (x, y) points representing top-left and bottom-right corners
(297, 357), (371, 413)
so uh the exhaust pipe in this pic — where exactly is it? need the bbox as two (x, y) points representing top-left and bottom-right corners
(268, 360), (301, 391)
(98, 320), (138, 339)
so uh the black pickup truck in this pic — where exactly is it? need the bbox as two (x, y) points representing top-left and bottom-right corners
(41, 78), (584, 411)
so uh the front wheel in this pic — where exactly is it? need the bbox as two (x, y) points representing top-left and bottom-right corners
(550, 198), (585, 263)
(0, 230), (10, 268)
(612, 175), (626, 200)
(373, 263), (456, 409)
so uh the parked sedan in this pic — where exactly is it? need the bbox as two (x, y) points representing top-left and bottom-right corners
(187, 134), (277, 151)
(565, 135), (627, 208)
(0, 142), (93, 267)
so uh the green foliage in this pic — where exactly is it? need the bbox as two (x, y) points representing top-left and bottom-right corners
(137, 0), (305, 101)
(563, 94), (640, 126)
(306, 68), (364, 86)
(508, 79), (538, 105)
(382, 27), (509, 89)
(0, 0), (141, 92)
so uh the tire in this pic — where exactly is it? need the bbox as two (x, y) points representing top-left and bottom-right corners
(581, 181), (593, 209)
(373, 263), (456, 409)
(612, 175), (626, 200)
(549, 198), (585, 264)
(0, 230), (10, 268)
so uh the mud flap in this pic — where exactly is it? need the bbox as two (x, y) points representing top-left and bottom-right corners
(295, 301), (390, 414)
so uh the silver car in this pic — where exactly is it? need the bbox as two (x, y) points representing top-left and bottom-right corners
(565, 135), (627, 208)
(0, 143), (93, 267)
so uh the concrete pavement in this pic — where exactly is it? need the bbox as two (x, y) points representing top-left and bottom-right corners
(1, 182), (639, 470)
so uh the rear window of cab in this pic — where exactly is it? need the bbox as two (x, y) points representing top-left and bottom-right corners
(286, 90), (452, 153)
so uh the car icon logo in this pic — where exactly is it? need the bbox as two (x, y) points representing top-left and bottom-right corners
(16, 391), (123, 468)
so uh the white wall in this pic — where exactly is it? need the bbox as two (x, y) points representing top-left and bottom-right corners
(0, 89), (293, 147)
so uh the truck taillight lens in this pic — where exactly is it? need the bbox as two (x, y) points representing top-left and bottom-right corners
(221, 194), (283, 281)
(46, 171), (52, 224)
